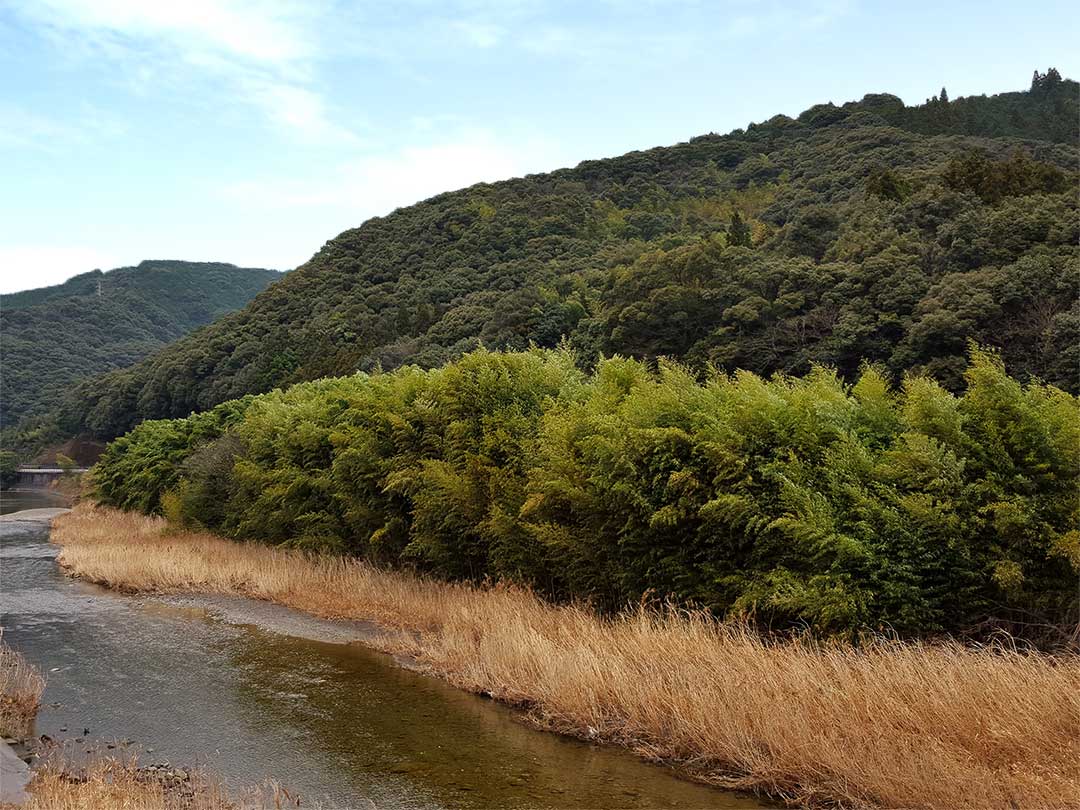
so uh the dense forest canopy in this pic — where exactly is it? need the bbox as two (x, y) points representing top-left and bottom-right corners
(26, 71), (1080, 447)
(1, 261), (281, 430)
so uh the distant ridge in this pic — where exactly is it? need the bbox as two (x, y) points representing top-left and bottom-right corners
(1, 260), (282, 428)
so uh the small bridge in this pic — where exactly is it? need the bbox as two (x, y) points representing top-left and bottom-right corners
(14, 467), (89, 488)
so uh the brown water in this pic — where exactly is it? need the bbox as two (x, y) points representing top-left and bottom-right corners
(0, 512), (766, 809)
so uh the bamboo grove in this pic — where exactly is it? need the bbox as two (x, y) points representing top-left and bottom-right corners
(92, 346), (1079, 641)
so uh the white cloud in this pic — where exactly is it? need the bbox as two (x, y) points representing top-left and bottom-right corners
(0, 245), (125, 293)
(220, 128), (563, 218)
(240, 79), (361, 145)
(17, 0), (317, 65)
(7, 0), (351, 143)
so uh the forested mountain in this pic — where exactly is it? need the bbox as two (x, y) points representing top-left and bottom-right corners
(46, 71), (1080, 441)
(1, 261), (281, 429)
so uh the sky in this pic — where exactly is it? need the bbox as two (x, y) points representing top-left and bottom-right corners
(1, 1), (1077, 294)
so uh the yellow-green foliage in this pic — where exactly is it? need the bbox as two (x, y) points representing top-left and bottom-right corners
(94, 347), (1079, 637)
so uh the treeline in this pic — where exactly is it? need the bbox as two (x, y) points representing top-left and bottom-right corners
(94, 347), (1080, 639)
(37, 71), (1078, 444)
(1, 261), (281, 432)
(851, 67), (1077, 142)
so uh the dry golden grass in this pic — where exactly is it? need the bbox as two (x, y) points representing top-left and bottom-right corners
(9, 756), (300, 810)
(0, 633), (46, 739)
(12, 758), (234, 810)
(53, 502), (1080, 809)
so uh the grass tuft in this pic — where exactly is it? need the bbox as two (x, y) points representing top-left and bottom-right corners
(0, 632), (46, 739)
(16, 754), (302, 810)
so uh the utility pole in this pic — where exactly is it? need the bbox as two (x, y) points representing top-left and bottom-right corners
(97, 278), (102, 297)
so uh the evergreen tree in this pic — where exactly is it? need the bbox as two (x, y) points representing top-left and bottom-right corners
(727, 210), (753, 247)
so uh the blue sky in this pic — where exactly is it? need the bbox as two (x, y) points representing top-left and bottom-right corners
(1, 0), (1076, 293)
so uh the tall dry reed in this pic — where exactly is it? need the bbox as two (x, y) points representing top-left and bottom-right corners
(0, 632), (46, 739)
(52, 503), (1080, 809)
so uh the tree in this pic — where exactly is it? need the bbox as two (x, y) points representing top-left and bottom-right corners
(727, 210), (753, 247)
(0, 451), (17, 489)
(56, 453), (77, 476)
(866, 167), (909, 201)
(1032, 67), (1063, 93)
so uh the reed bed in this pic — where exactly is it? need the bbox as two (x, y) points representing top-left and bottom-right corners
(0, 633), (46, 739)
(52, 502), (1080, 809)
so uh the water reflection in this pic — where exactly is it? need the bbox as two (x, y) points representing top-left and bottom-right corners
(0, 489), (70, 515)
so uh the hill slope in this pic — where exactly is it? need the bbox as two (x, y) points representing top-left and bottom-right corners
(52, 71), (1080, 440)
(1, 261), (281, 428)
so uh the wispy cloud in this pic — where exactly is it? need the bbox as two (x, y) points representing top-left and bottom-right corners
(450, 19), (506, 48)
(220, 127), (564, 218)
(0, 103), (127, 151)
(518, 0), (853, 62)
(6, 0), (354, 143)
(22, 0), (317, 63)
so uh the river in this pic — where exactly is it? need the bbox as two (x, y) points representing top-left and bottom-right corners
(0, 489), (70, 515)
(0, 497), (764, 809)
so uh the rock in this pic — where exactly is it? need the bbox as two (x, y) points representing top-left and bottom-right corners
(0, 741), (31, 805)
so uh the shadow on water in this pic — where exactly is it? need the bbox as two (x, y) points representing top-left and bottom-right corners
(0, 517), (767, 809)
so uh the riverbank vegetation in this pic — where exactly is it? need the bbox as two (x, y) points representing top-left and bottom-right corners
(54, 502), (1080, 809)
(11, 758), (247, 810)
(0, 636), (45, 739)
(92, 346), (1079, 641)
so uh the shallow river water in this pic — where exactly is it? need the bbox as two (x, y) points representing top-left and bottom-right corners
(0, 489), (70, 515)
(0, 498), (764, 809)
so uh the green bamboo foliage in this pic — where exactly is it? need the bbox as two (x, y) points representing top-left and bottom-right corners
(93, 346), (1079, 637)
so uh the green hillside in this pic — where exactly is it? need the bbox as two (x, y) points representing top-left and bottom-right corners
(51, 71), (1080, 441)
(1, 261), (281, 429)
